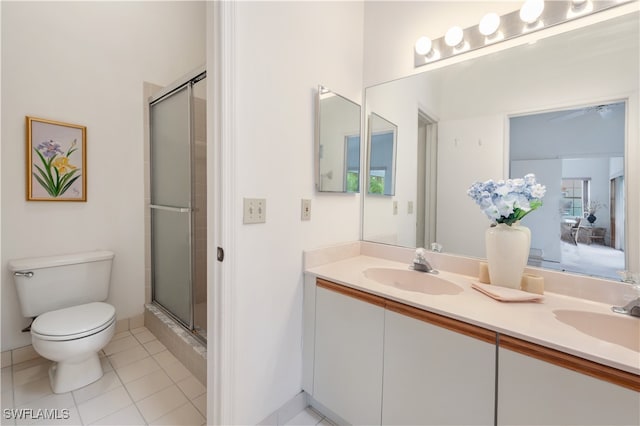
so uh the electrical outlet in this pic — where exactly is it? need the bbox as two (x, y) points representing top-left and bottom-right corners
(301, 199), (311, 221)
(393, 200), (398, 215)
(243, 198), (266, 224)
(408, 201), (414, 214)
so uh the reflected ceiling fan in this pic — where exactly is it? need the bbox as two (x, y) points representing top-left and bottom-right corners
(549, 102), (623, 122)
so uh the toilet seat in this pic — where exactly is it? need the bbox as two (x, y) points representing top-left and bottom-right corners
(31, 302), (116, 341)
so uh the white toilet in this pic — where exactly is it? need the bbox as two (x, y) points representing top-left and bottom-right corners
(9, 250), (116, 394)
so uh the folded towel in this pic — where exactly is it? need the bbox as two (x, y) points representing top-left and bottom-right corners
(471, 281), (544, 302)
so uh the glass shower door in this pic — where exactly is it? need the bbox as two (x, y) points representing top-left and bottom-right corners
(150, 86), (192, 326)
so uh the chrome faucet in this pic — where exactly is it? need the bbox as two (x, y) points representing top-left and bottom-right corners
(412, 248), (437, 273)
(612, 271), (640, 317)
(612, 299), (640, 317)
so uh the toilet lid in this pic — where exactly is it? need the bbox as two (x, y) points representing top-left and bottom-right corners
(31, 302), (115, 340)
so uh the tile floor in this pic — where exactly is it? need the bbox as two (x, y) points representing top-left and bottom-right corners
(283, 407), (334, 426)
(1, 327), (206, 425)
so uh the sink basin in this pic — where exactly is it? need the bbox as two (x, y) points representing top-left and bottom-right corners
(363, 268), (463, 295)
(553, 309), (640, 352)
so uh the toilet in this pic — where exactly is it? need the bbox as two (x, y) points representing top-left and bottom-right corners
(9, 250), (116, 394)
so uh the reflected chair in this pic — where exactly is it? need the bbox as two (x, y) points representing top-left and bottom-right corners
(570, 218), (583, 245)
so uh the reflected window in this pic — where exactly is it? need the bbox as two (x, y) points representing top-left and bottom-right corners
(369, 169), (386, 194)
(345, 135), (360, 193)
(561, 178), (590, 217)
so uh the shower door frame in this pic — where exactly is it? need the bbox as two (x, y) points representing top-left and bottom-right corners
(149, 66), (206, 343)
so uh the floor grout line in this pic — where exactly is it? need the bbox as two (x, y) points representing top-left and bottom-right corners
(4, 327), (204, 426)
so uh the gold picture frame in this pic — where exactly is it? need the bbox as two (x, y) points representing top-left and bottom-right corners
(26, 116), (87, 201)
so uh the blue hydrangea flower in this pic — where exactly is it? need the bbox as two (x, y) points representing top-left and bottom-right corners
(467, 173), (546, 226)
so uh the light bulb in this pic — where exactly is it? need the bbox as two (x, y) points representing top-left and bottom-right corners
(414, 36), (433, 56)
(567, 0), (593, 18)
(445, 26), (464, 47)
(520, 0), (545, 24)
(479, 12), (500, 36)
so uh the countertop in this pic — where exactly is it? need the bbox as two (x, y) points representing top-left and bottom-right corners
(306, 255), (640, 376)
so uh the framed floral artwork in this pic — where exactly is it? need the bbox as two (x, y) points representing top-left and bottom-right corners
(26, 116), (87, 201)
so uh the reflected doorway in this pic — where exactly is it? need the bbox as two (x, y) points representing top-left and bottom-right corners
(416, 111), (437, 248)
(510, 100), (625, 280)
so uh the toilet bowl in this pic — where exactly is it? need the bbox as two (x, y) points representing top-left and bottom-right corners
(30, 302), (116, 393)
(9, 250), (116, 394)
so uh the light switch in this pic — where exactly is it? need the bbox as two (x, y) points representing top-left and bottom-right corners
(301, 199), (311, 221)
(243, 198), (266, 224)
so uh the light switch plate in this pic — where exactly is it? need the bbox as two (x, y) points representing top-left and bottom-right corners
(243, 198), (266, 224)
(301, 199), (311, 221)
(393, 200), (398, 215)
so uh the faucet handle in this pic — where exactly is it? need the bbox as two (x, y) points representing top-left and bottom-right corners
(617, 270), (640, 286)
(414, 247), (427, 262)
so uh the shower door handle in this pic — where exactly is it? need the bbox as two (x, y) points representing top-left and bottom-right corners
(150, 204), (192, 213)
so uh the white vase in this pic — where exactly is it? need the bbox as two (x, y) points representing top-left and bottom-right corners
(485, 222), (531, 289)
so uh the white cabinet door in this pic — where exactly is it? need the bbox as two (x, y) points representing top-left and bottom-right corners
(498, 344), (640, 425)
(313, 281), (385, 426)
(382, 304), (496, 425)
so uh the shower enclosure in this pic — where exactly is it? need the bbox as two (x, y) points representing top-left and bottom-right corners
(149, 68), (207, 342)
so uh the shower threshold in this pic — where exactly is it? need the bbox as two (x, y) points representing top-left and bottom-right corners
(144, 303), (207, 385)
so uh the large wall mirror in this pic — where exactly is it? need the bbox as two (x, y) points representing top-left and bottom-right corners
(316, 86), (361, 193)
(363, 11), (639, 280)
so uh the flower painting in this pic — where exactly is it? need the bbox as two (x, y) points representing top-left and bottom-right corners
(26, 117), (86, 201)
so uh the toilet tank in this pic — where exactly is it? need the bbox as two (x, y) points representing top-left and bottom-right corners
(8, 250), (115, 317)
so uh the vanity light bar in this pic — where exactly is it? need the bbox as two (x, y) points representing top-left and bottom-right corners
(414, 0), (635, 68)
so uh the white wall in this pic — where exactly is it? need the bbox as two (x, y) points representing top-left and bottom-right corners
(1, 1), (205, 350)
(436, 114), (505, 257)
(221, 2), (364, 423)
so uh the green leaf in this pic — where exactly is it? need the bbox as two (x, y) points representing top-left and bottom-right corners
(57, 169), (80, 191)
(33, 164), (57, 194)
(32, 172), (56, 196)
(60, 175), (80, 195)
(52, 167), (62, 195)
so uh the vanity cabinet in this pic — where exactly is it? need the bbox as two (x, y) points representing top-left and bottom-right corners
(306, 277), (640, 426)
(382, 301), (496, 425)
(497, 336), (640, 425)
(312, 279), (385, 425)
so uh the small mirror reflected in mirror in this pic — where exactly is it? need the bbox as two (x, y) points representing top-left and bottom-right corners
(316, 86), (361, 193)
(367, 113), (397, 196)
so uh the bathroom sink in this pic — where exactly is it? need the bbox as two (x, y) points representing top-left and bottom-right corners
(363, 268), (463, 295)
(553, 309), (640, 352)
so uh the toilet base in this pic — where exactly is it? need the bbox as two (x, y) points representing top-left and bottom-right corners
(48, 353), (103, 394)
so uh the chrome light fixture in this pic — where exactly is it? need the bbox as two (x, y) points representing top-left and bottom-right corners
(414, 0), (634, 68)
(567, 0), (594, 18)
